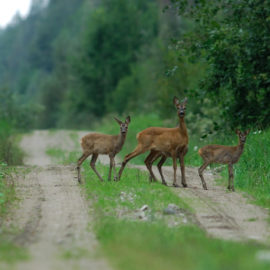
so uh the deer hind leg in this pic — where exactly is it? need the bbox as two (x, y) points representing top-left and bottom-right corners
(77, 153), (90, 184)
(144, 151), (159, 183)
(157, 155), (167, 186)
(108, 155), (115, 181)
(198, 161), (209, 190)
(112, 157), (117, 181)
(228, 164), (234, 191)
(90, 153), (104, 182)
(179, 148), (188, 188)
(117, 145), (147, 181)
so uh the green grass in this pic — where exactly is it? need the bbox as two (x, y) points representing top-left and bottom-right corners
(222, 129), (270, 207)
(0, 240), (29, 264)
(0, 164), (29, 264)
(94, 114), (270, 208)
(187, 128), (270, 208)
(0, 120), (24, 165)
(80, 162), (270, 270)
(46, 147), (80, 165)
(0, 163), (15, 216)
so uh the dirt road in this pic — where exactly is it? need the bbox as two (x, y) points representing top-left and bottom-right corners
(5, 130), (112, 270)
(140, 165), (270, 242)
(3, 130), (270, 269)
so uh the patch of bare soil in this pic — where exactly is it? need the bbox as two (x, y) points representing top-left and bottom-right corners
(134, 164), (270, 243)
(3, 130), (112, 270)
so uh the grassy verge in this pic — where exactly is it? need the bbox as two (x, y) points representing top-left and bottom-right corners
(80, 162), (270, 270)
(0, 164), (29, 264)
(0, 163), (15, 217)
(186, 129), (270, 208)
(94, 114), (270, 208)
(0, 120), (24, 165)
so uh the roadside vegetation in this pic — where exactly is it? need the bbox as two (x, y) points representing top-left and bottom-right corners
(0, 90), (29, 264)
(46, 146), (270, 270)
(93, 114), (270, 209)
(0, 164), (29, 264)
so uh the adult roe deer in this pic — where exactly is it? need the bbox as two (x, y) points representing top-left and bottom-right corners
(77, 116), (131, 183)
(117, 97), (188, 187)
(198, 129), (250, 191)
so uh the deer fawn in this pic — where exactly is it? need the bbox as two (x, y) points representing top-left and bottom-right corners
(117, 97), (188, 187)
(198, 129), (250, 191)
(76, 116), (131, 183)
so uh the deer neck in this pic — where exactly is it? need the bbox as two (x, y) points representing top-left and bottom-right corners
(235, 140), (245, 157)
(115, 132), (127, 152)
(178, 117), (188, 137)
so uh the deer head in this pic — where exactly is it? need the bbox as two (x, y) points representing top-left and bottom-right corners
(173, 96), (187, 117)
(235, 129), (250, 144)
(114, 116), (131, 134)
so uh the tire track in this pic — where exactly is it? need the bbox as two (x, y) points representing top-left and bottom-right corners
(135, 165), (270, 243)
(3, 131), (113, 270)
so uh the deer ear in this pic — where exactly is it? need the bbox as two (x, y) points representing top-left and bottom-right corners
(245, 129), (251, 135)
(114, 117), (122, 125)
(235, 129), (240, 135)
(173, 96), (180, 106)
(125, 116), (131, 124)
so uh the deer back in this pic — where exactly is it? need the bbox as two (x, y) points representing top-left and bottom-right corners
(81, 133), (118, 155)
(198, 144), (243, 164)
(136, 127), (188, 153)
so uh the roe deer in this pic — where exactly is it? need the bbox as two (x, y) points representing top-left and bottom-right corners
(198, 129), (250, 191)
(77, 116), (131, 183)
(117, 97), (188, 187)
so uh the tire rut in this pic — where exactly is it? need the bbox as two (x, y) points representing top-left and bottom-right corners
(5, 165), (111, 270)
(134, 165), (270, 243)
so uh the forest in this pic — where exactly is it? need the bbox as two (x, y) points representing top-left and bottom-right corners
(0, 0), (268, 133)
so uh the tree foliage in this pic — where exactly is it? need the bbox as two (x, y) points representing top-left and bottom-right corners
(170, 0), (270, 128)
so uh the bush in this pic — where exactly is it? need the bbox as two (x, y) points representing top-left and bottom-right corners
(0, 120), (23, 166)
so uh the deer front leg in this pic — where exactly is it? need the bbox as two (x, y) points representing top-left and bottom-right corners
(198, 161), (209, 190)
(108, 155), (114, 181)
(90, 154), (104, 182)
(77, 153), (89, 184)
(179, 151), (187, 188)
(172, 155), (179, 187)
(112, 157), (117, 181)
(117, 145), (146, 181)
(228, 164), (234, 191)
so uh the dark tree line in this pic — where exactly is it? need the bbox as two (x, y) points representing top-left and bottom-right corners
(0, 0), (269, 130)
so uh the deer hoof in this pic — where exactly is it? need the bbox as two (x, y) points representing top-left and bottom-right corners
(162, 182), (168, 186)
(182, 183), (188, 188)
(173, 183), (180, 188)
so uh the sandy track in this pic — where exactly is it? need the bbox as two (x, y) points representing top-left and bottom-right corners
(134, 165), (270, 243)
(4, 130), (112, 270)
